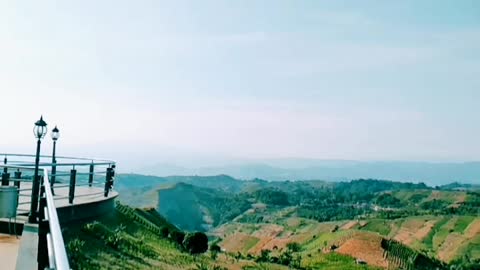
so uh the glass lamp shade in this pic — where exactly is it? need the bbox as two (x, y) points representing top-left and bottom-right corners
(51, 126), (60, 141)
(33, 116), (48, 139)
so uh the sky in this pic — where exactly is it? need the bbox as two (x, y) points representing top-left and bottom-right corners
(0, 1), (479, 167)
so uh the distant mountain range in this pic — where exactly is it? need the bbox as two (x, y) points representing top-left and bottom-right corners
(135, 160), (480, 186)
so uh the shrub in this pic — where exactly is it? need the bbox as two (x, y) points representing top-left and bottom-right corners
(210, 243), (221, 253)
(66, 238), (86, 268)
(183, 232), (209, 254)
(170, 230), (186, 246)
(286, 242), (301, 252)
(160, 226), (169, 238)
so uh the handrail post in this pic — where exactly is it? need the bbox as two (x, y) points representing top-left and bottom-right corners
(38, 182), (48, 269)
(1, 171), (10, 186)
(88, 163), (94, 187)
(51, 159), (56, 195)
(14, 169), (21, 189)
(69, 169), (77, 204)
(39, 185), (46, 221)
(1, 157), (9, 186)
(104, 167), (113, 197)
(38, 196), (49, 270)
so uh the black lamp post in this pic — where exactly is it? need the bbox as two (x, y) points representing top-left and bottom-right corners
(50, 126), (60, 195)
(28, 116), (48, 223)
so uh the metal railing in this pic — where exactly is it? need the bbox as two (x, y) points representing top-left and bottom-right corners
(0, 154), (116, 213)
(42, 167), (70, 270)
(0, 154), (116, 270)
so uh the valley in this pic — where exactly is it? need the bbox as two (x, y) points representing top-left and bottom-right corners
(110, 174), (479, 269)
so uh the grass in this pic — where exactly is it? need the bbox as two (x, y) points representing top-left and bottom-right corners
(303, 230), (351, 251)
(425, 190), (464, 204)
(424, 217), (449, 249)
(360, 219), (391, 236)
(432, 217), (458, 250)
(301, 252), (382, 270)
(453, 216), (475, 234)
(455, 234), (480, 261)
(63, 205), (214, 270)
(393, 190), (431, 203)
(243, 237), (260, 253)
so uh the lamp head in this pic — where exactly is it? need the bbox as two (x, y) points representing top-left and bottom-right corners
(51, 126), (60, 141)
(33, 116), (48, 139)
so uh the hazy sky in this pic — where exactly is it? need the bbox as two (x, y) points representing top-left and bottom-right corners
(1, 1), (479, 165)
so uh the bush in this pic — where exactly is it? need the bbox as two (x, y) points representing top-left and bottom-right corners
(160, 226), (169, 238)
(183, 232), (209, 254)
(286, 242), (301, 252)
(170, 230), (186, 246)
(210, 243), (221, 253)
(255, 249), (271, 262)
(66, 238), (86, 268)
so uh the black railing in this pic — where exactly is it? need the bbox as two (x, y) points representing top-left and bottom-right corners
(0, 154), (116, 270)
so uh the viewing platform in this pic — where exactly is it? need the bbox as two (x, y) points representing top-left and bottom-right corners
(0, 153), (117, 270)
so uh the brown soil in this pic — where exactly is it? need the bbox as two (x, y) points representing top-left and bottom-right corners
(341, 221), (358, 230)
(393, 218), (426, 245)
(221, 233), (260, 253)
(464, 218), (480, 238)
(248, 224), (284, 254)
(336, 234), (388, 268)
(414, 220), (437, 241)
(438, 233), (464, 262)
(261, 238), (291, 252)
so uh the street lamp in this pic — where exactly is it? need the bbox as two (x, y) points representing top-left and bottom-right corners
(28, 116), (48, 223)
(50, 126), (60, 195)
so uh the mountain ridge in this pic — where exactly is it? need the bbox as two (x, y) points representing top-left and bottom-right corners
(135, 160), (480, 185)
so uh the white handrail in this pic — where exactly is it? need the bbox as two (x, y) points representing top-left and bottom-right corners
(42, 168), (71, 270)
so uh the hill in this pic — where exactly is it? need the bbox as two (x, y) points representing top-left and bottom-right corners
(63, 203), (379, 270)
(136, 160), (480, 185)
(115, 174), (479, 269)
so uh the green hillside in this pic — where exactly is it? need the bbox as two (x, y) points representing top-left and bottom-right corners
(115, 175), (479, 269)
(64, 203), (382, 270)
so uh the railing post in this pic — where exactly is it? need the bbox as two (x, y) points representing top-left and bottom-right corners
(14, 169), (21, 189)
(37, 195), (49, 270)
(69, 169), (77, 204)
(1, 171), (10, 186)
(88, 163), (94, 187)
(39, 189), (46, 221)
(1, 157), (9, 186)
(40, 175), (45, 197)
(51, 162), (56, 196)
(104, 167), (113, 197)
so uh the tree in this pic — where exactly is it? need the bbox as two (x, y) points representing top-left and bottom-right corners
(183, 232), (209, 254)
(278, 251), (293, 265)
(170, 230), (185, 246)
(256, 249), (271, 262)
(160, 226), (169, 238)
(210, 243), (221, 260)
(286, 242), (301, 252)
(210, 243), (221, 253)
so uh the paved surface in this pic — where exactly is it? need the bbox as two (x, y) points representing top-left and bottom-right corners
(15, 224), (38, 270)
(0, 233), (20, 270)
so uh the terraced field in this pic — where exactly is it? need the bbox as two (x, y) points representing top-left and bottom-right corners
(215, 213), (479, 269)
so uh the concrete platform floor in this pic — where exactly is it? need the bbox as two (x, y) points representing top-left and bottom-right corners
(0, 233), (20, 270)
